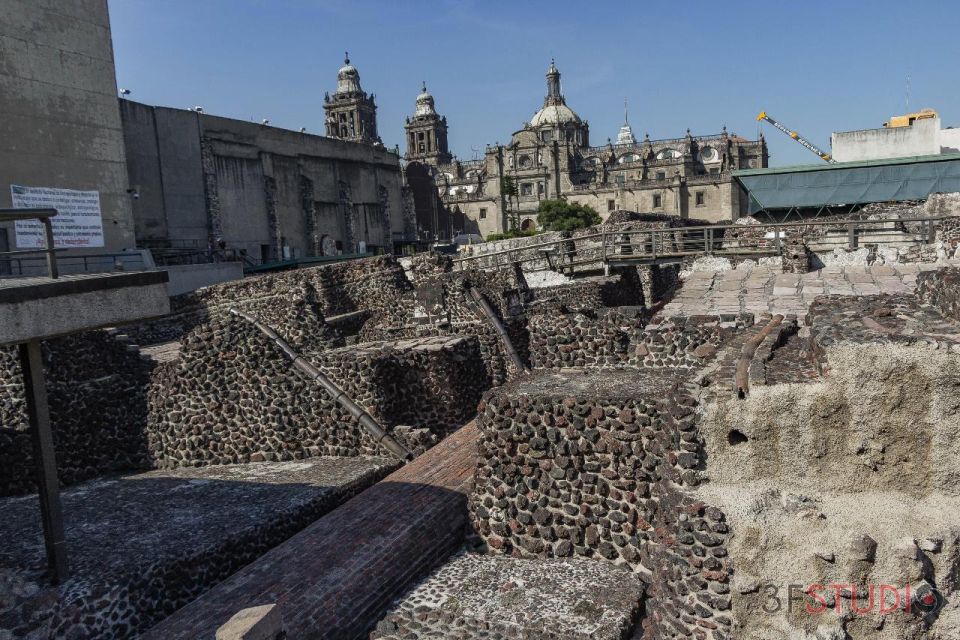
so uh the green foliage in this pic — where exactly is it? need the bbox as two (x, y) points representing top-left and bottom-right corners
(536, 199), (602, 232)
(499, 176), (518, 197)
(485, 228), (539, 242)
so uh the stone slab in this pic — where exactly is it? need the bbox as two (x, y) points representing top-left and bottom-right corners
(0, 271), (170, 345)
(141, 422), (480, 640)
(371, 552), (644, 640)
(0, 457), (398, 638)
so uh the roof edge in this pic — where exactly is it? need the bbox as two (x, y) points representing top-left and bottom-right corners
(734, 152), (960, 177)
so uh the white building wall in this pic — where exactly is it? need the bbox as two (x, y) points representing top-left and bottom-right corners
(831, 118), (941, 162)
(940, 127), (960, 154)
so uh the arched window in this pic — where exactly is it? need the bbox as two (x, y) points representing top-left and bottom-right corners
(618, 153), (641, 164)
(656, 149), (681, 160)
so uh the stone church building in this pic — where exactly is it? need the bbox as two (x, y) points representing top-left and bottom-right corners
(404, 61), (768, 237)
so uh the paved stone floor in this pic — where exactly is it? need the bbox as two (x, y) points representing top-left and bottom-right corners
(371, 551), (644, 640)
(142, 421), (480, 640)
(0, 457), (398, 638)
(663, 262), (960, 321)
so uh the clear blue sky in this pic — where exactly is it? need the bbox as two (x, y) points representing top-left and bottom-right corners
(109, 0), (960, 167)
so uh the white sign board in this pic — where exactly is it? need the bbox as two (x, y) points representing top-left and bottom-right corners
(10, 185), (105, 248)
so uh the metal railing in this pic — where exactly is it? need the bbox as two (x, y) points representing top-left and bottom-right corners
(0, 251), (151, 277)
(453, 216), (948, 275)
(0, 208), (58, 278)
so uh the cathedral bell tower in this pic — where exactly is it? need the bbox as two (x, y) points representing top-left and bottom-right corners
(323, 52), (381, 145)
(404, 82), (452, 166)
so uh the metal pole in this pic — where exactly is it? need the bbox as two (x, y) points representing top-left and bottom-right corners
(467, 287), (527, 375)
(19, 341), (68, 582)
(228, 308), (413, 461)
(848, 223), (857, 249)
(41, 219), (58, 279)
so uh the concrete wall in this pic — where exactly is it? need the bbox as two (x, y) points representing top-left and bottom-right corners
(121, 102), (408, 262)
(941, 127), (960, 154)
(832, 117), (942, 162)
(0, 0), (135, 251)
(163, 262), (244, 296)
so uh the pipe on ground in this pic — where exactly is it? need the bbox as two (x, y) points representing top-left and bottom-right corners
(466, 287), (528, 375)
(228, 308), (414, 461)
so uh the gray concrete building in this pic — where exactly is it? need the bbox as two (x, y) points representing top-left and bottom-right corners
(121, 100), (410, 264)
(406, 61), (768, 237)
(0, 0), (136, 259)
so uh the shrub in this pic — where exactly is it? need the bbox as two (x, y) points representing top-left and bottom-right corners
(536, 199), (602, 232)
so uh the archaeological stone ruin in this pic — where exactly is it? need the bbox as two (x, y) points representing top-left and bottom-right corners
(6, 3), (960, 638)
(4, 200), (960, 640)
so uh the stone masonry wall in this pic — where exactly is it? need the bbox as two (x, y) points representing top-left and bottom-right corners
(0, 333), (153, 497)
(127, 256), (413, 346)
(533, 271), (644, 309)
(527, 308), (737, 371)
(917, 267), (960, 322)
(315, 336), (490, 436)
(146, 315), (382, 467)
(470, 370), (733, 639)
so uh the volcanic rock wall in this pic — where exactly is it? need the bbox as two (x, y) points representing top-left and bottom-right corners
(146, 314), (378, 466)
(917, 266), (960, 322)
(532, 271), (644, 309)
(316, 336), (489, 436)
(470, 370), (734, 639)
(0, 333), (153, 496)
(127, 256), (414, 346)
(0, 255), (506, 494)
(389, 264), (531, 385)
(526, 307), (737, 371)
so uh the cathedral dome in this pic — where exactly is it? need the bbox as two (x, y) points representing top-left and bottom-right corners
(336, 53), (362, 94)
(415, 82), (436, 117)
(530, 103), (581, 127)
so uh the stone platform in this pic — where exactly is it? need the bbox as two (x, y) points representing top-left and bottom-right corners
(316, 336), (489, 434)
(664, 262), (953, 321)
(0, 271), (170, 345)
(141, 421), (480, 640)
(0, 456), (398, 638)
(371, 552), (645, 640)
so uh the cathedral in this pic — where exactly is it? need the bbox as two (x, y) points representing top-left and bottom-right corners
(324, 53), (382, 146)
(403, 60), (768, 238)
(321, 55), (768, 242)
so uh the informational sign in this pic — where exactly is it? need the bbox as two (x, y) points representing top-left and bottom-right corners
(10, 185), (105, 248)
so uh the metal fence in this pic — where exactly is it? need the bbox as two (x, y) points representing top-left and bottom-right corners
(453, 216), (947, 275)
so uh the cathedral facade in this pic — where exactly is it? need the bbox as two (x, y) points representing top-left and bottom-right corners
(324, 53), (382, 146)
(403, 61), (768, 238)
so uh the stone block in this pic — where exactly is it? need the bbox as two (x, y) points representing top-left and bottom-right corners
(216, 604), (282, 640)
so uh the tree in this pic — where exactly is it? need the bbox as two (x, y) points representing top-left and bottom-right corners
(500, 176), (520, 230)
(536, 198), (602, 232)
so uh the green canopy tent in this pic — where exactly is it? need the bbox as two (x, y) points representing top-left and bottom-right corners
(734, 153), (960, 219)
